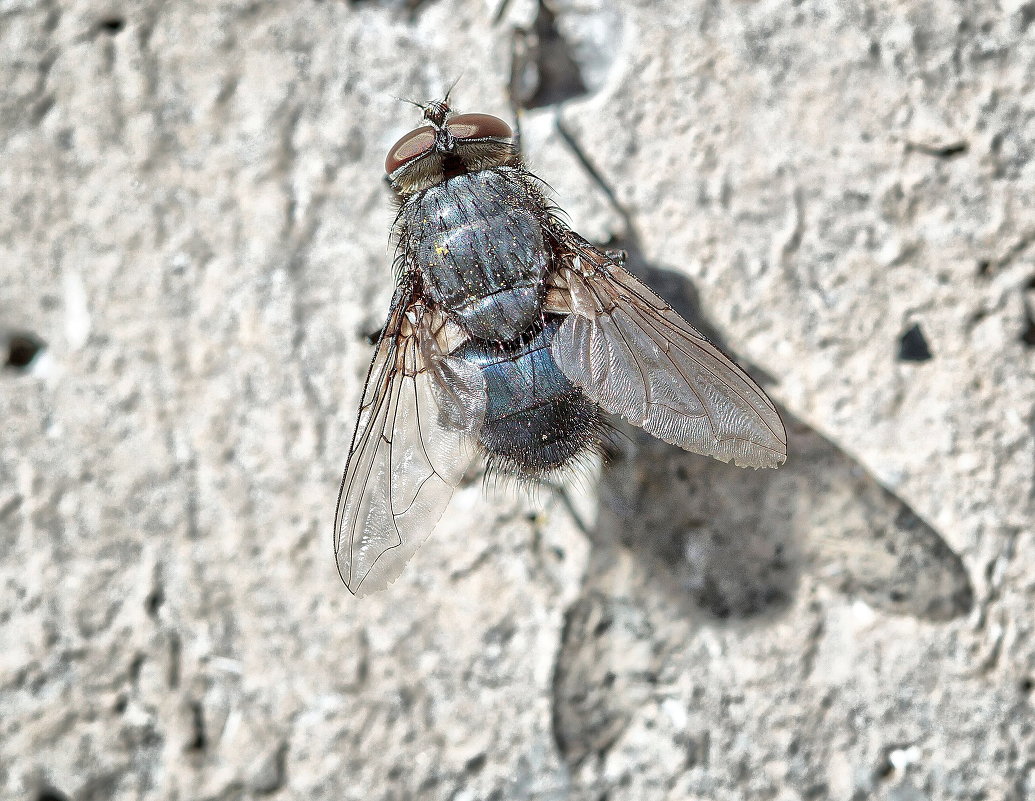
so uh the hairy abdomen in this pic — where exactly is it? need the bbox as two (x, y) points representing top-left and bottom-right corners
(453, 318), (603, 475)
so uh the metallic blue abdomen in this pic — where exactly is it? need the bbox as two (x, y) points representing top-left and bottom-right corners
(453, 318), (599, 473)
(406, 170), (548, 342)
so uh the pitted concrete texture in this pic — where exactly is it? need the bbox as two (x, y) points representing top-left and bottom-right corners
(2, 1), (1033, 799)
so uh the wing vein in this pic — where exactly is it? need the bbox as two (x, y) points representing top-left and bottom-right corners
(546, 224), (787, 467)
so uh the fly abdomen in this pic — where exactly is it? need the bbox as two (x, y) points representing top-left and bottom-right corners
(407, 170), (548, 342)
(453, 318), (603, 475)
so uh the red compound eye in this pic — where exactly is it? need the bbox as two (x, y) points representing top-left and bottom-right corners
(445, 113), (513, 141)
(384, 125), (436, 174)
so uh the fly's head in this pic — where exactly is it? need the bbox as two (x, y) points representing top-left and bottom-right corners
(385, 100), (518, 196)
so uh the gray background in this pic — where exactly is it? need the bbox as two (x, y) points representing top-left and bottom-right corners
(2, 0), (1034, 799)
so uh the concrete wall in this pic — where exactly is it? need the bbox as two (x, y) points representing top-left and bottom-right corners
(2, 1), (1033, 798)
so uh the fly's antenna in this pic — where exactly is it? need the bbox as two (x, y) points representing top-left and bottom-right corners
(443, 73), (464, 105)
(390, 94), (426, 113)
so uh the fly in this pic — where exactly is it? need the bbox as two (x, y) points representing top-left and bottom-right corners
(334, 98), (788, 595)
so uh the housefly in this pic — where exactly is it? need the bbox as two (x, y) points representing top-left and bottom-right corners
(334, 98), (787, 595)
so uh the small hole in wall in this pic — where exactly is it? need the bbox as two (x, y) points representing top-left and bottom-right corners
(1021, 302), (1035, 349)
(897, 323), (932, 362)
(5, 332), (46, 371)
(98, 16), (126, 34)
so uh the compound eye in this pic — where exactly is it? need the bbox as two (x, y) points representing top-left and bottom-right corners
(385, 125), (435, 174)
(445, 113), (513, 141)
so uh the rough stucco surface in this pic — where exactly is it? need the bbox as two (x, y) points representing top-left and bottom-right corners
(2, 0), (1034, 799)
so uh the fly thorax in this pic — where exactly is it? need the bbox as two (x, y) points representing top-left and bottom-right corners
(405, 171), (549, 342)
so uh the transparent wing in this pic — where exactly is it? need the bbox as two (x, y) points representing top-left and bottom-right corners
(545, 229), (787, 469)
(334, 278), (486, 596)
